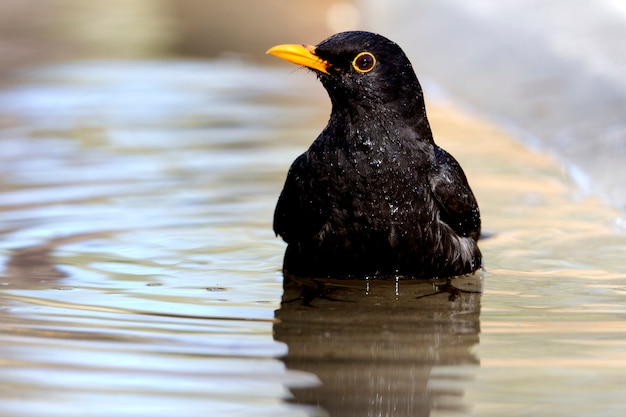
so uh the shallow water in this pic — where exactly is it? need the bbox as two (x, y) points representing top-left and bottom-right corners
(1, 60), (625, 416)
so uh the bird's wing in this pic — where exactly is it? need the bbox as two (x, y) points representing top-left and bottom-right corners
(429, 146), (481, 240)
(273, 153), (323, 243)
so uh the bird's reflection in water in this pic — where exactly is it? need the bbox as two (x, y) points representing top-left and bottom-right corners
(274, 273), (482, 417)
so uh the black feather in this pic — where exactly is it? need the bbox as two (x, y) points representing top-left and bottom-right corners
(273, 31), (482, 279)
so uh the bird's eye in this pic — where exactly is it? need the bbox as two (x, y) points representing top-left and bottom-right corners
(352, 52), (376, 73)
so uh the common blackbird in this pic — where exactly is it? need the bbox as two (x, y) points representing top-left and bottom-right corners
(267, 31), (482, 279)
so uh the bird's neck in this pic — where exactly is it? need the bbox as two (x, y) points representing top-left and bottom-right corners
(327, 98), (435, 155)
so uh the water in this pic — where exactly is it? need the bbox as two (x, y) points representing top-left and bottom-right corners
(1, 60), (625, 416)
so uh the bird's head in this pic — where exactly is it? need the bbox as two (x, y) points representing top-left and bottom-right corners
(267, 31), (425, 115)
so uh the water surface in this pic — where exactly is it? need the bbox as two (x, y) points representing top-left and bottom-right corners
(1, 60), (625, 416)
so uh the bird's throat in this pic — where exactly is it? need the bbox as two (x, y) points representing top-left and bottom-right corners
(327, 103), (434, 154)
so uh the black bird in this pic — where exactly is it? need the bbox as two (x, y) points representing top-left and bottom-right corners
(267, 31), (481, 279)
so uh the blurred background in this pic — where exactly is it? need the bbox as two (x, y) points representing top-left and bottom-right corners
(2, 0), (624, 210)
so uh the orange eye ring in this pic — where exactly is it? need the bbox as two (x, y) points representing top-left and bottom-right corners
(352, 52), (376, 73)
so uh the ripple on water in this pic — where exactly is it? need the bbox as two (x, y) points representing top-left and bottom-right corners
(1, 60), (626, 416)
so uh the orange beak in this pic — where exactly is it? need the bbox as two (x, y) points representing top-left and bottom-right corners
(266, 43), (330, 75)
